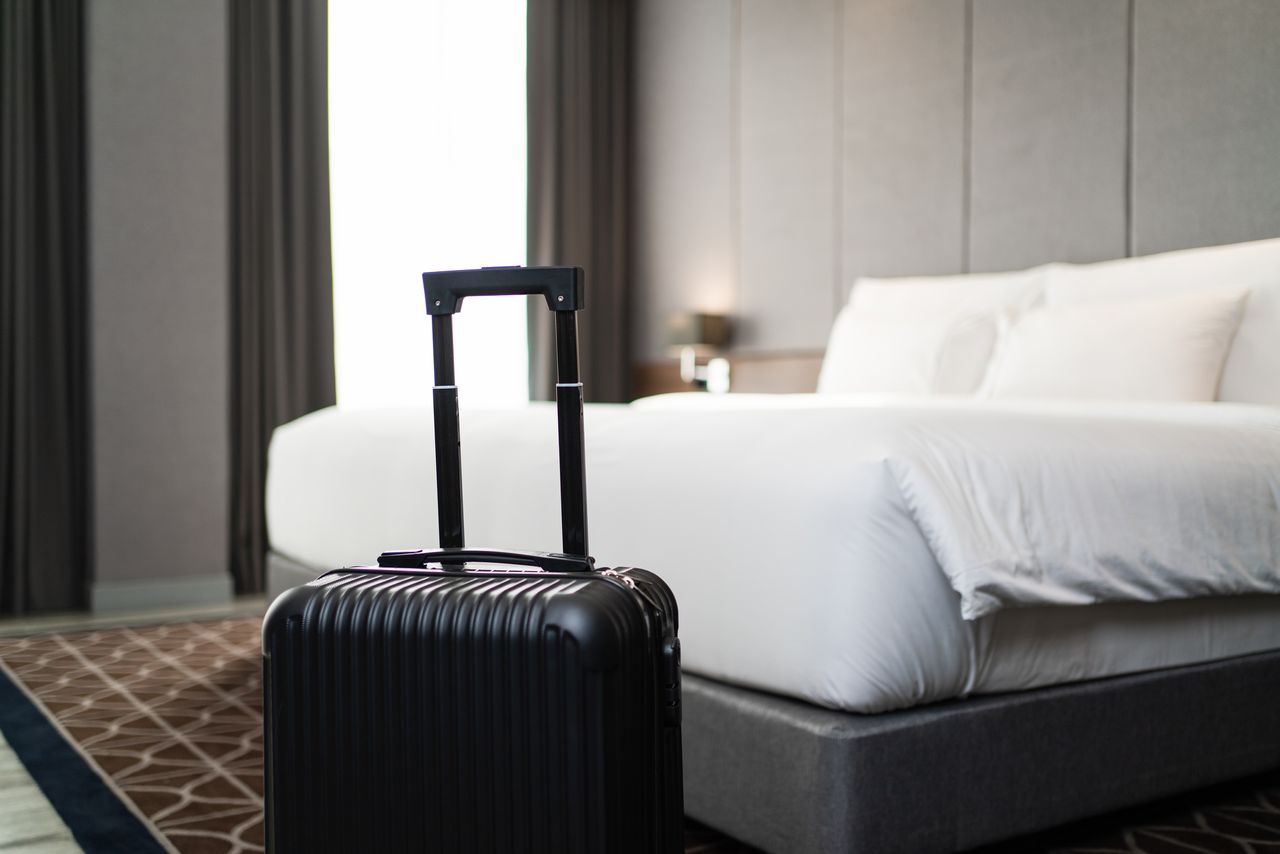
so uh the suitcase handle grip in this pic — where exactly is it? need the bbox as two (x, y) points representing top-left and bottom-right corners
(377, 548), (594, 573)
(422, 265), (590, 560)
(424, 266), (583, 315)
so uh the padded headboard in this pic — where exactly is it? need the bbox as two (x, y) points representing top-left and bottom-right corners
(634, 0), (1280, 368)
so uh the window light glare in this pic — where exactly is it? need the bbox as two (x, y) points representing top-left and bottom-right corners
(329, 0), (529, 411)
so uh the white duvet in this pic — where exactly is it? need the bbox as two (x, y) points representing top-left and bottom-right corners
(267, 394), (1280, 712)
(639, 394), (1280, 619)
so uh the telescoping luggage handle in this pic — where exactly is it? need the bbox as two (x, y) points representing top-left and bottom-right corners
(379, 266), (593, 574)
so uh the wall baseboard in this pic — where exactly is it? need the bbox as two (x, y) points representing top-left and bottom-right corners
(90, 573), (234, 614)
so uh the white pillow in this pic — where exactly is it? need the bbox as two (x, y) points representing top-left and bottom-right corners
(817, 308), (998, 394)
(986, 290), (1249, 402)
(1045, 237), (1280, 404)
(818, 267), (1048, 395)
(848, 267), (1047, 318)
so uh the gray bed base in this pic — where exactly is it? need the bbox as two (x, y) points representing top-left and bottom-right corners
(267, 551), (1280, 854)
(683, 653), (1280, 853)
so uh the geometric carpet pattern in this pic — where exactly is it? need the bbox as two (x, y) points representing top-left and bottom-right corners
(0, 617), (1277, 854)
(0, 619), (264, 853)
(983, 776), (1280, 854)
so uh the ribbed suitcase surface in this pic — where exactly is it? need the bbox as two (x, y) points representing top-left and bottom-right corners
(264, 566), (682, 854)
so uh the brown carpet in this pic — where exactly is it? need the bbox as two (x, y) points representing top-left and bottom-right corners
(0, 618), (1276, 854)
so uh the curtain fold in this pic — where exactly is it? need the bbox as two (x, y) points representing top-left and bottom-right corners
(0, 0), (90, 615)
(527, 0), (634, 402)
(228, 0), (335, 594)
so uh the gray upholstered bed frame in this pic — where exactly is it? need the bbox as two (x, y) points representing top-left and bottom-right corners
(267, 551), (1280, 854)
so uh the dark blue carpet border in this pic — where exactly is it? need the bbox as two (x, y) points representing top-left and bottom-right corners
(0, 662), (167, 853)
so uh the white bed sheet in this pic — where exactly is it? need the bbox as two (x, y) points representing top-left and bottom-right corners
(266, 397), (1280, 713)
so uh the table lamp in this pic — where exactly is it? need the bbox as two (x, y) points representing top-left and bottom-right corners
(668, 312), (732, 393)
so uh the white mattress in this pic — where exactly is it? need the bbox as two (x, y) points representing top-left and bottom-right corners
(266, 397), (1280, 713)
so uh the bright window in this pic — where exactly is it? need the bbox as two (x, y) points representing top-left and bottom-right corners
(329, 0), (528, 410)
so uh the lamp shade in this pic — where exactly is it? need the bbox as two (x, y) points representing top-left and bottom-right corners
(667, 312), (731, 350)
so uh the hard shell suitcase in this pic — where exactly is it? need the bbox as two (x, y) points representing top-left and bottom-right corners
(263, 266), (683, 854)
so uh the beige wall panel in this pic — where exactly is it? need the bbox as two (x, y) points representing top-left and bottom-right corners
(89, 0), (230, 588)
(737, 0), (840, 351)
(1132, 0), (1280, 254)
(969, 0), (1129, 271)
(843, 0), (968, 289)
(634, 0), (737, 360)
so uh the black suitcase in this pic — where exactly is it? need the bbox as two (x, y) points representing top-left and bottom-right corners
(263, 266), (683, 853)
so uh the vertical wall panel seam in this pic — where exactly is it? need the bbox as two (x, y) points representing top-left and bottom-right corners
(832, 0), (845, 314)
(729, 0), (742, 323)
(961, 0), (973, 273)
(1125, 0), (1136, 256)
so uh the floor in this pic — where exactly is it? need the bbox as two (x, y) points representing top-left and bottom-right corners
(0, 730), (79, 853)
(0, 599), (265, 854)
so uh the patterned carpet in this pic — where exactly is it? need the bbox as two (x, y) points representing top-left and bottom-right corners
(0, 617), (1275, 853)
(0, 619), (264, 852)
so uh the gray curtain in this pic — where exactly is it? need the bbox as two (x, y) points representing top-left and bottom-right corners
(0, 0), (90, 615)
(527, 0), (633, 402)
(229, 0), (335, 594)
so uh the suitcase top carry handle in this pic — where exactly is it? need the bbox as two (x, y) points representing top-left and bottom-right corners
(424, 266), (583, 315)
(422, 265), (590, 562)
(377, 547), (594, 573)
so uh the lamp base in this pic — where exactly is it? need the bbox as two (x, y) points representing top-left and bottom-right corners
(678, 346), (731, 393)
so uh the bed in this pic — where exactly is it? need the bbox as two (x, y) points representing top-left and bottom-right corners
(264, 238), (1280, 853)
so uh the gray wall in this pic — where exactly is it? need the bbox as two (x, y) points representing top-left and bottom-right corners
(634, 0), (1280, 360)
(89, 0), (231, 610)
